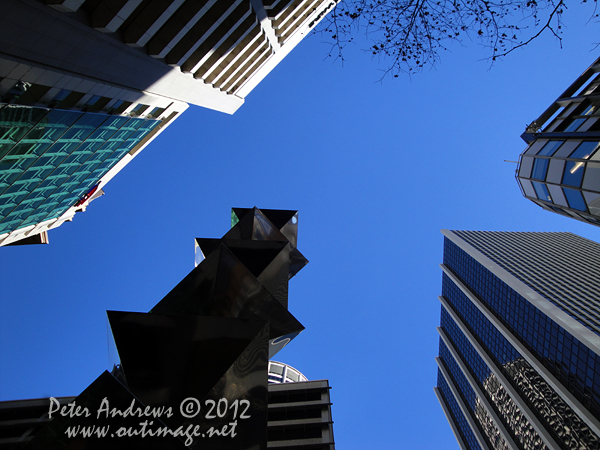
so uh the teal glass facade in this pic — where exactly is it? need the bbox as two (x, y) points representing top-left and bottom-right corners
(0, 104), (159, 235)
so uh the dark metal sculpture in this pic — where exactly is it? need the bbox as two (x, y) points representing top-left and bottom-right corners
(24, 207), (307, 450)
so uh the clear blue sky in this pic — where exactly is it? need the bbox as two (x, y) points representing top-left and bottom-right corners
(1, 5), (600, 449)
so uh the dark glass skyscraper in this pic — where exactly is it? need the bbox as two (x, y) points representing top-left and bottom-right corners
(435, 230), (600, 450)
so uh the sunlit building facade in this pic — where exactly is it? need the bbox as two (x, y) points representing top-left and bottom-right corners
(0, 0), (336, 245)
(516, 56), (600, 226)
(435, 230), (600, 450)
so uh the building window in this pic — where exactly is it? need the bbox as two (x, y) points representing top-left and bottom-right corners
(562, 161), (585, 187)
(546, 159), (565, 184)
(564, 118), (586, 132)
(130, 104), (149, 116)
(537, 140), (563, 156)
(583, 191), (600, 215)
(531, 158), (549, 180)
(582, 162), (600, 191)
(532, 182), (552, 202)
(563, 187), (587, 211)
(519, 156), (534, 178)
(569, 141), (600, 159)
(548, 184), (568, 206)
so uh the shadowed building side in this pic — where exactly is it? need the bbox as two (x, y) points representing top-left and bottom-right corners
(0, 0), (337, 246)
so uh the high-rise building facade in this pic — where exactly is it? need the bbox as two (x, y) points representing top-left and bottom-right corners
(2, 0), (336, 113)
(0, 0), (336, 246)
(516, 56), (600, 227)
(435, 230), (600, 450)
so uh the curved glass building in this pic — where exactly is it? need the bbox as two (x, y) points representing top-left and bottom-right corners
(516, 56), (600, 226)
(268, 360), (308, 384)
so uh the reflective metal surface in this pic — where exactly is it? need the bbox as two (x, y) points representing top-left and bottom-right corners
(24, 371), (186, 450)
(29, 208), (306, 450)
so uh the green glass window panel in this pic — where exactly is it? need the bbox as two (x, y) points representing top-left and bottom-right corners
(0, 105), (159, 234)
(2, 182), (30, 195)
(45, 141), (81, 156)
(9, 206), (35, 221)
(44, 109), (82, 126)
(3, 142), (48, 159)
(6, 191), (35, 208)
(0, 220), (23, 234)
(0, 203), (16, 216)
(87, 129), (116, 142)
(18, 211), (63, 230)
(61, 152), (92, 166)
(60, 115), (106, 141)
(33, 196), (62, 211)
(0, 105), (48, 141)
(18, 213), (49, 228)
(0, 167), (32, 186)
(34, 194), (70, 217)
(122, 139), (140, 151)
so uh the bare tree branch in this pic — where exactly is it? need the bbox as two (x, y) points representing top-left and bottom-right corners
(318, 0), (597, 78)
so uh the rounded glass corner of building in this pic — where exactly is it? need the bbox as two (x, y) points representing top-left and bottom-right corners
(268, 361), (308, 384)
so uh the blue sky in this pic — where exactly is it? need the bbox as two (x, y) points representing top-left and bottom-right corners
(1, 5), (600, 449)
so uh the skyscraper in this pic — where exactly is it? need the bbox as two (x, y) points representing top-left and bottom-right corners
(516, 56), (600, 227)
(0, 0), (335, 246)
(435, 230), (600, 450)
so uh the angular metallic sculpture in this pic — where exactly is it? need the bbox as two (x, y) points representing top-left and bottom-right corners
(24, 207), (307, 450)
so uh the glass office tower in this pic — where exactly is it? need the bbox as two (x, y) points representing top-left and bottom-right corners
(516, 56), (600, 227)
(435, 230), (600, 450)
